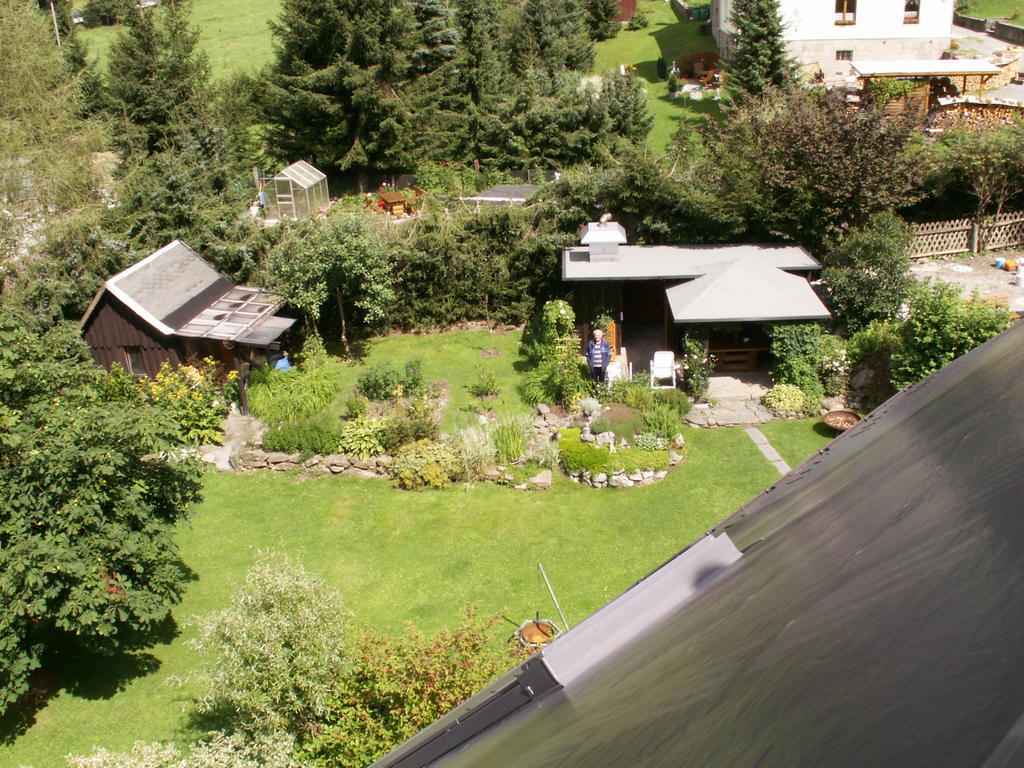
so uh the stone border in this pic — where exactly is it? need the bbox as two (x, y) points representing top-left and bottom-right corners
(233, 449), (393, 479)
(565, 450), (684, 488)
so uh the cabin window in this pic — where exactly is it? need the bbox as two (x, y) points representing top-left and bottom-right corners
(904, 0), (919, 23)
(123, 347), (146, 378)
(836, 49), (854, 61)
(835, 0), (856, 24)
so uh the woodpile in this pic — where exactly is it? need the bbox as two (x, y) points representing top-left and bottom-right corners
(928, 102), (1024, 131)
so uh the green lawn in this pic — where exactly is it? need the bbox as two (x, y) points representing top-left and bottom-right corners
(2, 425), (793, 766)
(321, 328), (532, 433)
(76, 0), (281, 76)
(594, 0), (721, 152)
(959, 0), (1023, 20)
(757, 417), (836, 468)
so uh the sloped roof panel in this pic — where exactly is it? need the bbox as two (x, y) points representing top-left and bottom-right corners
(376, 321), (1024, 768)
(562, 244), (822, 281)
(276, 159), (327, 189)
(665, 260), (831, 322)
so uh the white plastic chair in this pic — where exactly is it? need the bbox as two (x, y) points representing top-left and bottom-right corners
(649, 351), (677, 389)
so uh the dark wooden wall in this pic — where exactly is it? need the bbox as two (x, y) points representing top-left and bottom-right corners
(616, 0), (637, 22)
(81, 292), (244, 378)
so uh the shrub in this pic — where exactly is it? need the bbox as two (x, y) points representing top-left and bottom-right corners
(608, 377), (655, 411)
(817, 334), (850, 397)
(139, 359), (236, 445)
(519, 299), (577, 364)
(891, 280), (1012, 389)
(667, 73), (679, 95)
(492, 415), (532, 464)
(531, 440), (561, 469)
(678, 337), (713, 400)
(519, 357), (590, 407)
(642, 403), (682, 438)
(452, 425), (497, 479)
(183, 552), (348, 735)
(770, 323), (828, 408)
(68, 732), (300, 768)
(403, 359), (426, 397)
(301, 609), (526, 768)
(338, 417), (390, 459)
(249, 362), (343, 426)
(356, 361), (403, 400)
(392, 439), (463, 489)
(590, 417), (613, 435)
(764, 383), (812, 414)
(848, 319), (903, 367)
(627, 10), (650, 29)
(578, 397), (601, 417)
(467, 370), (500, 398)
(343, 393), (369, 419)
(653, 388), (692, 418)
(632, 433), (668, 451)
(262, 418), (343, 456)
(384, 398), (439, 452)
(558, 429), (668, 475)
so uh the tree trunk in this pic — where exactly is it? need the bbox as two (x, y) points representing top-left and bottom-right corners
(335, 287), (349, 357)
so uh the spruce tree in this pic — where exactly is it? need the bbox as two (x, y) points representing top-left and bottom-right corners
(410, 0), (459, 76)
(264, 0), (413, 183)
(726, 0), (795, 100)
(516, 0), (593, 75)
(585, 0), (619, 42)
(106, 2), (210, 155)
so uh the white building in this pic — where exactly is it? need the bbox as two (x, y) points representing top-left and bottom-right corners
(711, 0), (955, 79)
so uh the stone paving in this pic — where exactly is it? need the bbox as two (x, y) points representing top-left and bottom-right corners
(685, 398), (776, 428)
(744, 427), (791, 476)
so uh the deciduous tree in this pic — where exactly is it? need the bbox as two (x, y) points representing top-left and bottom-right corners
(0, 312), (202, 713)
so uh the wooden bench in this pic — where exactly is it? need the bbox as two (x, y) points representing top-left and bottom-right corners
(712, 347), (767, 372)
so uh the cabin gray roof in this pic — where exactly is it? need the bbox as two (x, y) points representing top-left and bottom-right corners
(462, 184), (540, 203)
(561, 243), (822, 281)
(85, 240), (295, 346)
(665, 259), (831, 323)
(373, 321), (1024, 768)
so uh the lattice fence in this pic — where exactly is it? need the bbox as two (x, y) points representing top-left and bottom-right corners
(911, 211), (1024, 258)
(910, 218), (973, 257)
(981, 211), (1024, 251)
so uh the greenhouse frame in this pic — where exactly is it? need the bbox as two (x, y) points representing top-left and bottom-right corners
(263, 160), (328, 220)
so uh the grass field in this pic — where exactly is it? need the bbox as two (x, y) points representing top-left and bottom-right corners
(593, 0), (721, 152)
(757, 417), (836, 468)
(76, 0), (281, 76)
(2, 424), (796, 766)
(959, 0), (1024, 20)
(321, 328), (533, 433)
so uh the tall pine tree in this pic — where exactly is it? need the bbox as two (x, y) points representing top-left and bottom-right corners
(585, 0), (619, 42)
(264, 0), (413, 185)
(726, 0), (795, 100)
(515, 0), (593, 76)
(410, 0), (459, 76)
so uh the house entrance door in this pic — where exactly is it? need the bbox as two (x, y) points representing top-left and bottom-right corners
(621, 281), (664, 325)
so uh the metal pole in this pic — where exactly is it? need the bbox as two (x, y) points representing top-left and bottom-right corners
(538, 562), (570, 632)
(50, 2), (62, 47)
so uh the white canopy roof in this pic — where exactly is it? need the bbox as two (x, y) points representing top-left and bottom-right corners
(665, 259), (830, 323)
(852, 60), (1002, 77)
(563, 243), (821, 281)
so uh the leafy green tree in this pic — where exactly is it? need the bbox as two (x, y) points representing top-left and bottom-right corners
(184, 552), (348, 735)
(301, 608), (526, 768)
(268, 216), (396, 354)
(264, 0), (413, 183)
(823, 212), (914, 332)
(0, 312), (202, 713)
(890, 280), (1012, 389)
(105, 1), (211, 155)
(68, 732), (300, 768)
(709, 89), (921, 253)
(585, 0), (619, 41)
(726, 0), (795, 100)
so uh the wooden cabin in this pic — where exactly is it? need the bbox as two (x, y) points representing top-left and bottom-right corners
(79, 240), (295, 382)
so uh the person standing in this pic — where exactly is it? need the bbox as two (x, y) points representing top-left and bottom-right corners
(586, 328), (611, 389)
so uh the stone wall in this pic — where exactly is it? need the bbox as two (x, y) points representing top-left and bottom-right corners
(234, 449), (393, 478)
(953, 11), (989, 32)
(993, 20), (1024, 46)
(567, 450), (684, 489)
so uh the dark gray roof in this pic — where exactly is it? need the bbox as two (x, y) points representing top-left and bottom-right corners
(375, 320), (1024, 768)
(88, 240), (294, 346)
(463, 184), (540, 203)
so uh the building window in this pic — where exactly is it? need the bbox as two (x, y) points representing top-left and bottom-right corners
(904, 0), (920, 23)
(123, 347), (146, 378)
(835, 0), (856, 24)
(836, 49), (854, 61)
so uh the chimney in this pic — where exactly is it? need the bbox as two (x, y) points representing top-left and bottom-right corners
(579, 219), (628, 262)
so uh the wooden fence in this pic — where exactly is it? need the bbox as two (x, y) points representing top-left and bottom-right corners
(911, 211), (1024, 258)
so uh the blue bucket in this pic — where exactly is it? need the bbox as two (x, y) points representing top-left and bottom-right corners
(994, 257), (1006, 269)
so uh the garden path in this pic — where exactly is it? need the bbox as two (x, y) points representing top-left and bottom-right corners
(744, 427), (792, 475)
(686, 372), (775, 428)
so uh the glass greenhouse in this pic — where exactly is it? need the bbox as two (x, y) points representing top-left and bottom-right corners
(262, 160), (328, 220)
